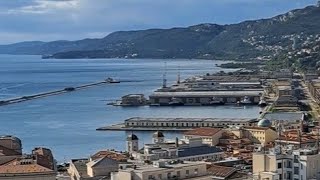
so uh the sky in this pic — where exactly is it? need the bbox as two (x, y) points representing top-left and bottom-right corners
(0, 0), (318, 44)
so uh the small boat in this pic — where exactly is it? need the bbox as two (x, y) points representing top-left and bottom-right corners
(258, 99), (267, 107)
(209, 97), (225, 105)
(238, 96), (252, 105)
(106, 77), (120, 83)
(64, 87), (75, 91)
(0, 101), (7, 105)
(168, 97), (184, 106)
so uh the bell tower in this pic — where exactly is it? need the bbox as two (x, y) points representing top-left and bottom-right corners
(127, 133), (139, 153)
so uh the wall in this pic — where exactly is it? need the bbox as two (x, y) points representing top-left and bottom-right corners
(87, 158), (119, 177)
(265, 129), (278, 144)
(138, 163), (207, 180)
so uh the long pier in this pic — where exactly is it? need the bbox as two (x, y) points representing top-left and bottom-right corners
(0, 80), (115, 106)
(97, 117), (258, 131)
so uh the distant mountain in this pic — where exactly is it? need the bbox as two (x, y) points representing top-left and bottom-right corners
(1, 4), (320, 60)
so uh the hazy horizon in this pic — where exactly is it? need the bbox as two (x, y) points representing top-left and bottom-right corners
(0, 0), (317, 44)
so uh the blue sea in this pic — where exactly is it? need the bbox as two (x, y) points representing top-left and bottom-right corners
(0, 55), (260, 162)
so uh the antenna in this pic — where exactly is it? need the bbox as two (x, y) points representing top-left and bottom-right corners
(162, 62), (167, 88)
(317, 127), (319, 153)
(177, 65), (181, 84)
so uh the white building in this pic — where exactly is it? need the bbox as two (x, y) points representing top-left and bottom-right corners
(253, 147), (320, 180)
(111, 161), (210, 180)
(127, 132), (224, 162)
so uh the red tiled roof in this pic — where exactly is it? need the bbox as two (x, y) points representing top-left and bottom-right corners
(0, 164), (54, 174)
(207, 164), (236, 178)
(91, 151), (127, 162)
(184, 128), (222, 137)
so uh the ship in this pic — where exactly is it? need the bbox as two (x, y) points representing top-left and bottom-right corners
(106, 77), (120, 83)
(258, 99), (267, 107)
(238, 96), (252, 105)
(209, 97), (225, 105)
(168, 97), (184, 106)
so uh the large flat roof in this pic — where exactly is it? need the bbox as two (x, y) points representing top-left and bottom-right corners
(150, 91), (263, 97)
(263, 112), (304, 121)
(125, 117), (256, 122)
(122, 161), (206, 173)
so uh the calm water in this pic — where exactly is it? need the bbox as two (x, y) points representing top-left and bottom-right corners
(0, 55), (260, 162)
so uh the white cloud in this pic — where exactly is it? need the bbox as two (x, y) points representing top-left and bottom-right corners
(7, 0), (79, 14)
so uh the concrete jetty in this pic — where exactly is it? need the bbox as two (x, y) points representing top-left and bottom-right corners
(0, 80), (117, 106)
(97, 117), (258, 131)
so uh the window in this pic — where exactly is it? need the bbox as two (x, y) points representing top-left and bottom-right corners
(301, 163), (303, 169)
(167, 172), (171, 179)
(158, 174), (162, 179)
(177, 171), (180, 177)
(294, 167), (299, 175)
(294, 155), (299, 163)
(186, 170), (189, 177)
(278, 162), (282, 169)
(287, 171), (291, 179)
(194, 168), (198, 175)
(287, 161), (292, 168)
(148, 175), (154, 180)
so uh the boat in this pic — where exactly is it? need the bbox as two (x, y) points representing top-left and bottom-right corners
(258, 99), (267, 107)
(106, 77), (120, 83)
(238, 96), (252, 105)
(209, 97), (225, 105)
(64, 87), (76, 91)
(168, 97), (184, 106)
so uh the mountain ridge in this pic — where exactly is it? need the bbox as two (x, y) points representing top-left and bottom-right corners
(1, 4), (320, 60)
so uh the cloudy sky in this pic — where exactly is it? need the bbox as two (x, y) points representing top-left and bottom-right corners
(0, 0), (317, 44)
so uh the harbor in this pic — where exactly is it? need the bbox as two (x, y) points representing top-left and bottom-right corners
(109, 70), (268, 106)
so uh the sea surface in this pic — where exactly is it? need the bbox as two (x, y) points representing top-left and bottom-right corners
(0, 55), (260, 162)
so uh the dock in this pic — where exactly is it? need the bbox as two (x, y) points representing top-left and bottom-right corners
(97, 117), (258, 131)
(0, 80), (117, 106)
(96, 123), (191, 131)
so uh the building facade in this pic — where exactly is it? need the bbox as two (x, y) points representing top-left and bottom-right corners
(183, 128), (224, 146)
(253, 148), (320, 180)
(111, 161), (209, 180)
(124, 117), (257, 129)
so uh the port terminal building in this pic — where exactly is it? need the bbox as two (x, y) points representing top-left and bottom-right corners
(149, 91), (263, 105)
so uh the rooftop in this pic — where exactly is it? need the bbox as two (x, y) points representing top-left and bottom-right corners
(91, 150), (127, 162)
(125, 117), (256, 123)
(207, 164), (236, 179)
(178, 145), (223, 158)
(122, 161), (206, 173)
(244, 126), (270, 130)
(0, 164), (54, 174)
(184, 128), (222, 137)
(150, 91), (263, 97)
(263, 112), (304, 121)
(71, 159), (90, 178)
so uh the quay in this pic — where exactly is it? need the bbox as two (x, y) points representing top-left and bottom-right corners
(0, 79), (119, 106)
(149, 90), (263, 105)
(96, 117), (258, 131)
